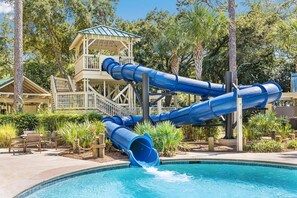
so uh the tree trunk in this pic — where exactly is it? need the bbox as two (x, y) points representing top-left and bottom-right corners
(228, 0), (237, 82)
(171, 50), (179, 75)
(193, 43), (204, 80)
(295, 56), (297, 73)
(14, 0), (23, 113)
(171, 50), (180, 107)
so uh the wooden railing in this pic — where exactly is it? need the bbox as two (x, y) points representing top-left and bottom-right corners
(75, 55), (101, 75)
(89, 85), (133, 117)
(75, 54), (133, 75)
(75, 55), (84, 75)
(130, 107), (177, 115)
(56, 92), (85, 109)
(85, 55), (101, 70)
(54, 84), (133, 116)
(119, 57), (132, 65)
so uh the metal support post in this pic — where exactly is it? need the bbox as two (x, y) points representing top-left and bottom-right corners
(237, 96), (243, 151)
(224, 71), (234, 139)
(157, 90), (162, 114)
(141, 73), (150, 122)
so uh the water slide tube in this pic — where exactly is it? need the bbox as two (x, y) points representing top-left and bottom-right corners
(102, 58), (250, 98)
(101, 58), (282, 167)
(102, 117), (160, 167)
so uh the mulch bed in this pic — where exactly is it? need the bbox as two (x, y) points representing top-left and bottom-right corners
(60, 149), (129, 163)
(179, 141), (236, 152)
(61, 141), (236, 163)
(60, 141), (297, 163)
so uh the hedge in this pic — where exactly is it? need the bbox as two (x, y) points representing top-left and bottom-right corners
(0, 112), (103, 135)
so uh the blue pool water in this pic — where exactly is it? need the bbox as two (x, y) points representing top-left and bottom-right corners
(26, 162), (297, 198)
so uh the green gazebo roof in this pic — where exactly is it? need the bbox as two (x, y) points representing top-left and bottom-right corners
(0, 77), (13, 88)
(78, 25), (141, 38)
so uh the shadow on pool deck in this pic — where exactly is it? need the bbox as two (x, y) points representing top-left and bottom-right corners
(278, 153), (297, 158)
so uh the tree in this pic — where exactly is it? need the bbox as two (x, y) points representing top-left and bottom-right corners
(0, 15), (13, 78)
(228, 0), (236, 82)
(165, 22), (185, 75)
(14, 0), (24, 113)
(235, 1), (283, 85)
(183, 6), (226, 80)
(116, 9), (174, 71)
(22, 0), (118, 78)
(274, 18), (297, 72)
(24, 58), (58, 90)
(154, 21), (185, 75)
(23, 0), (75, 77)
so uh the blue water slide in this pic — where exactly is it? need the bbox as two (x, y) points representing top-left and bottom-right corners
(102, 117), (159, 167)
(106, 83), (282, 127)
(102, 58), (243, 97)
(101, 58), (282, 167)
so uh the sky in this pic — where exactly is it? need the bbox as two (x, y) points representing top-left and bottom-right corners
(0, 0), (178, 23)
(0, 0), (279, 28)
(116, 0), (177, 21)
(0, 1), (12, 14)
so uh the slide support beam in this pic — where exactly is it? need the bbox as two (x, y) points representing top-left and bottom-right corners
(225, 71), (234, 139)
(141, 73), (150, 123)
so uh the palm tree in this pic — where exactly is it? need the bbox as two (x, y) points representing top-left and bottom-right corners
(165, 22), (185, 75)
(184, 6), (226, 80)
(14, 0), (24, 113)
(228, 0), (237, 82)
(154, 22), (185, 107)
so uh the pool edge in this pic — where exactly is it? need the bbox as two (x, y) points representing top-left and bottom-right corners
(16, 163), (130, 198)
(16, 158), (297, 197)
(161, 158), (297, 169)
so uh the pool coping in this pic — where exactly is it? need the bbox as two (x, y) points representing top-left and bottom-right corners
(161, 158), (297, 169)
(17, 157), (297, 197)
(1, 150), (296, 197)
(16, 163), (130, 198)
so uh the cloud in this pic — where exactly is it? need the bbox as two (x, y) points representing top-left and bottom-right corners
(0, 2), (13, 14)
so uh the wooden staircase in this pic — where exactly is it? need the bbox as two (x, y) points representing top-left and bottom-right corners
(88, 85), (133, 117)
(51, 75), (133, 117)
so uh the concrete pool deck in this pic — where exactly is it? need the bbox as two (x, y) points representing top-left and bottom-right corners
(1, 149), (297, 197)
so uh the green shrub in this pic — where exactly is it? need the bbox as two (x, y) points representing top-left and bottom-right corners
(89, 121), (105, 136)
(0, 123), (17, 147)
(181, 119), (222, 141)
(34, 125), (48, 136)
(83, 112), (104, 122)
(57, 120), (105, 149)
(0, 112), (103, 135)
(135, 121), (183, 156)
(134, 121), (155, 135)
(182, 125), (205, 141)
(245, 112), (293, 140)
(250, 140), (282, 152)
(287, 140), (297, 149)
(0, 113), (39, 135)
(155, 121), (183, 156)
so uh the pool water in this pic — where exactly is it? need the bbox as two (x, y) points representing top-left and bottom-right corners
(27, 162), (297, 198)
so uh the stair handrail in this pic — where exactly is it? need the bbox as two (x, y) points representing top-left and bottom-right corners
(67, 75), (75, 92)
(50, 75), (58, 110)
(88, 85), (133, 116)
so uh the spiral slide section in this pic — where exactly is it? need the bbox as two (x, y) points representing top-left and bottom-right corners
(102, 58), (250, 98)
(101, 58), (282, 167)
(102, 117), (160, 167)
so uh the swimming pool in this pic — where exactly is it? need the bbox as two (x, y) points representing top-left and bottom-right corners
(19, 160), (297, 198)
